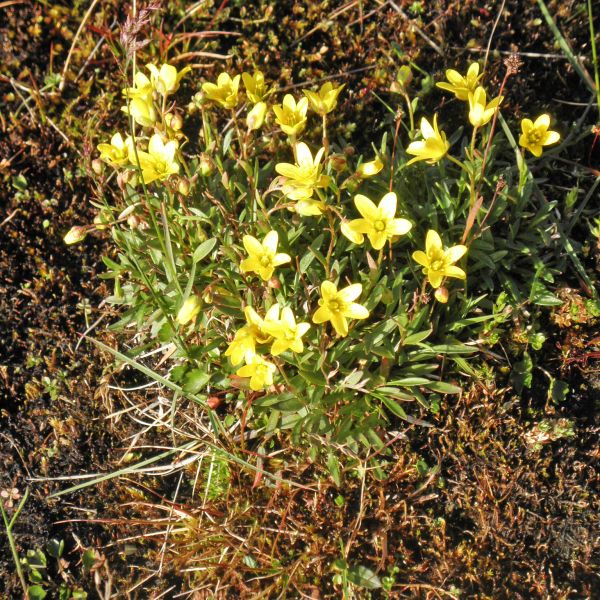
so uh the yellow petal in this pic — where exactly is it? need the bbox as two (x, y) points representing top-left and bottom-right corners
(312, 305), (332, 324)
(412, 250), (429, 267)
(321, 280), (338, 300)
(263, 230), (279, 254)
(446, 244), (467, 263)
(338, 283), (362, 302)
(344, 303), (369, 319)
(378, 192), (397, 220)
(444, 265), (466, 280)
(426, 230), (443, 255)
(354, 194), (378, 222)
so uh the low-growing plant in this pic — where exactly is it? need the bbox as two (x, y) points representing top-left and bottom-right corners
(67, 41), (593, 472)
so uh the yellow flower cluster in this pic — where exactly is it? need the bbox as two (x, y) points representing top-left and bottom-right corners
(225, 303), (310, 391)
(97, 62), (189, 185)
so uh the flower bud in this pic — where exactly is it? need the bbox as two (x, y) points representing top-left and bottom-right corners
(63, 226), (87, 245)
(356, 156), (384, 178)
(198, 153), (213, 177)
(329, 153), (348, 172)
(177, 178), (191, 196)
(93, 210), (111, 230)
(207, 396), (222, 410)
(127, 214), (141, 229)
(91, 158), (104, 175)
(176, 296), (202, 325)
(167, 113), (183, 131)
(246, 101), (267, 131)
(434, 286), (449, 304)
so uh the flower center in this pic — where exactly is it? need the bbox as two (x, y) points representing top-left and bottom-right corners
(374, 219), (386, 232)
(260, 255), (272, 267)
(328, 299), (341, 312)
(528, 130), (543, 144)
(430, 258), (445, 271)
(284, 329), (296, 341)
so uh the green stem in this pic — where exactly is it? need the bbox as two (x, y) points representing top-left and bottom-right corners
(1, 487), (30, 596)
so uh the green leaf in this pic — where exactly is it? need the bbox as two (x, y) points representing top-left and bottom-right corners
(193, 237), (217, 263)
(27, 586), (47, 600)
(426, 381), (462, 394)
(549, 378), (569, 404)
(347, 564), (382, 590)
(182, 369), (211, 394)
(326, 452), (342, 486)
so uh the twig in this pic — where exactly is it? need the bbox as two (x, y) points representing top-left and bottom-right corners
(59, 0), (102, 92)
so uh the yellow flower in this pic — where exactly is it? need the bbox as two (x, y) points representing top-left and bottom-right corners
(468, 86), (503, 128)
(97, 132), (134, 167)
(518, 114), (560, 157)
(225, 306), (270, 365)
(202, 72), (241, 109)
(242, 70), (271, 103)
(341, 192), (412, 250)
(312, 281), (369, 337)
(303, 82), (345, 115)
(436, 63), (482, 101)
(135, 134), (180, 184)
(406, 115), (450, 166)
(236, 355), (277, 391)
(122, 71), (154, 100)
(146, 63), (190, 95)
(240, 230), (291, 281)
(356, 156), (383, 178)
(412, 230), (467, 289)
(176, 296), (201, 325)
(273, 94), (308, 137)
(121, 96), (157, 128)
(246, 101), (267, 131)
(262, 304), (310, 355)
(275, 143), (330, 215)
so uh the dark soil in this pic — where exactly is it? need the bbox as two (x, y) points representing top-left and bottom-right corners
(1, 0), (598, 598)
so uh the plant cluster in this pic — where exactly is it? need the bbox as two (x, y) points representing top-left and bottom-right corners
(66, 53), (583, 457)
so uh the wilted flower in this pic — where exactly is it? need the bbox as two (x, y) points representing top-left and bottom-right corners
(341, 192), (412, 250)
(468, 86), (503, 128)
(240, 230), (291, 281)
(412, 230), (467, 289)
(202, 72), (241, 109)
(312, 281), (369, 337)
(273, 94), (308, 137)
(519, 114), (560, 157)
(303, 82), (345, 115)
(406, 115), (450, 166)
(436, 63), (482, 101)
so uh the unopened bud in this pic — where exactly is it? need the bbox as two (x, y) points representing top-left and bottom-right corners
(167, 113), (183, 131)
(356, 156), (384, 178)
(91, 158), (103, 175)
(127, 214), (141, 229)
(63, 226), (87, 245)
(246, 101), (267, 131)
(396, 65), (413, 88)
(198, 153), (213, 177)
(93, 210), (111, 230)
(176, 296), (202, 325)
(267, 276), (281, 289)
(329, 153), (348, 172)
(434, 286), (449, 304)
(177, 178), (191, 196)
(207, 396), (222, 410)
